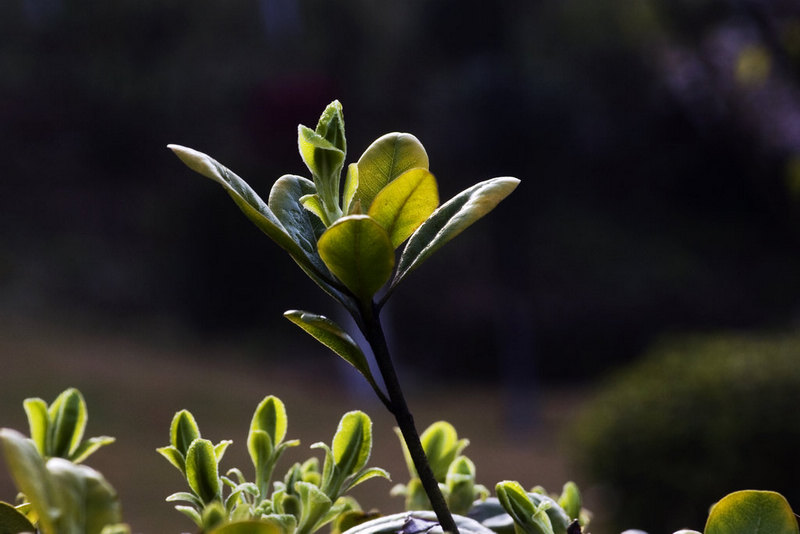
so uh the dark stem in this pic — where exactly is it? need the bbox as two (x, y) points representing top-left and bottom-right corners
(357, 300), (460, 534)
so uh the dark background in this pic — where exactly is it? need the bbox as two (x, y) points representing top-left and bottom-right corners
(1, 1), (800, 531)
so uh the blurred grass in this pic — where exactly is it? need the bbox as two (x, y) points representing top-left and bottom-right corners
(0, 312), (587, 533)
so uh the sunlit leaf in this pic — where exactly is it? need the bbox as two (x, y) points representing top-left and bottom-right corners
(170, 410), (200, 457)
(495, 481), (554, 534)
(250, 396), (288, 448)
(368, 168), (439, 248)
(186, 439), (221, 504)
(705, 490), (799, 534)
(296, 481), (333, 534)
(209, 519), (292, 534)
(390, 177), (520, 293)
(298, 126), (345, 215)
(47, 388), (87, 459)
(300, 193), (330, 226)
(356, 133), (429, 210)
(70, 435), (116, 464)
(23, 397), (49, 456)
(317, 215), (394, 302)
(332, 411), (372, 477)
(344, 467), (390, 492)
(157, 445), (186, 474)
(283, 310), (384, 400)
(343, 164), (359, 215)
(420, 421), (468, 482)
(557, 482), (581, 521)
(315, 100), (346, 155)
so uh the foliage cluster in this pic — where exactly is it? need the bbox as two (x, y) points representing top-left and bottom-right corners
(570, 330), (800, 533)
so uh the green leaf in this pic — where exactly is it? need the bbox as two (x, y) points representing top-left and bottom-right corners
(298, 126), (345, 216)
(299, 193), (330, 226)
(174, 505), (203, 527)
(283, 310), (384, 401)
(390, 177), (520, 293)
(705, 490), (799, 534)
(70, 435), (116, 464)
(495, 481), (554, 534)
(343, 467), (390, 493)
(342, 164), (359, 215)
(295, 481), (333, 534)
(65, 460), (123, 534)
(186, 439), (221, 504)
(214, 440), (233, 462)
(168, 145), (324, 279)
(250, 396), (288, 448)
(170, 410), (200, 457)
(23, 397), (48, 456)
(355, 132), (429, 210)
(48, 388), (87, 458)
(0, 429), (59, 534)
(332, 411), (372, 478)
(166, 491), (204, 507)
(420, 421), (468, 482)
(557, 482), (581, 522)
(317, 215), (394, 302)
(368, 168), (439, 248)
(157, 445), (186, 474)
(315, 100), (346, 154)
(0, 501), (36, 533)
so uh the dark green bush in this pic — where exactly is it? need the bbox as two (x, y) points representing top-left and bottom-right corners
(569, 330), (800, 534)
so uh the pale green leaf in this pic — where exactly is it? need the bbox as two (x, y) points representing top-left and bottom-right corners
(250, 396), (288, 448)
(174, 505), (203, 527)
(315, 100), (346, 155)
(70, 435), (115, 464)
(342, 164), (359, 215)
(157, 445), (186, 474)
(705, 490), (799, 534)
(356, 132), (429, 209)
(214, 440), (232, 463)
(283, 310), (385, 402)
(166, 491), (203, 507)
(169, 410), (200, 457)
(495, 481), (554, 534)
(47, 388), (87, 458)
(299, 193), (330, 226)
(23, 397), (48, 457)
(420, 421), (467, 482)
(318, 215), (394, 302)
(298, 126), (345, 214)
(557, 482), (581, 521)
(368, 168), (439, 248)
(344, 467), (390, 493)
(332, 411), (372, 477)
(295, 481), (333, 534)
(186, 439), (221, 504)
(390, 177), (520, 293)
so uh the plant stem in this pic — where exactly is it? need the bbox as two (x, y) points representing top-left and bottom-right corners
(357, 301), (460, 534)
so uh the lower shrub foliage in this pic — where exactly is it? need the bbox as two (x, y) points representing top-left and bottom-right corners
(570, 330), (800, 533)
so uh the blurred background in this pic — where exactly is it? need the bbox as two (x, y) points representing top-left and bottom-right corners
(1, 1), (800, 532)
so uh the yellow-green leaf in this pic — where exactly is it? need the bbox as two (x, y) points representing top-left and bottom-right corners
(368, 168), (439, 248)
(355, 133), (428, 210)
(317, 215), (394, 302)
(705, 490), (799, 534)
(250, 396), (288, 449)
(283, 310), (384, 401)
(0, 501), (35, 532)
(391, 177), (520, 293)
(48, 388), (87, 459)
(342, 164), (359, 215)
(23, 397), (48, 457)
(185, 439), (220, 504)
(332, 412), (372, 477)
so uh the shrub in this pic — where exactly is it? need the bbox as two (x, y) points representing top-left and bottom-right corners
(569, 330), (800, 533)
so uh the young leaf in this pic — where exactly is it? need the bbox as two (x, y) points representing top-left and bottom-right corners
(70, 435), (116, 464)
(367, 168), (439, 248)
(705, 490), (799, 534)
(283, 310), (386, 403)
(250, 396), (288, 448)
(317, 215), (394, 302)
(356, 133), (429, 209)
(295, 481), (333, 534)
(496, 481), (554, 534)
(332, 411), (372, 478)
(342, 164), (359, 215)
(390, 177), (520, 293)
(557, 482), (581, 522)
(48, 388), (87, 458)
(186, 439), (221, 504)
(298, 126), (345, 216)
(343, 467), (390, 493)
(23, 397), (49, 456)
(300, 194), (330, 226)
(157, 445), (186, 474)
(209, 519), (292, 534)
(170, 410), (201, 457)
(420, 421), (468, 482)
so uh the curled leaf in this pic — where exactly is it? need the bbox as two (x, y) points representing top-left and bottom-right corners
(356, 133), (429, 209)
